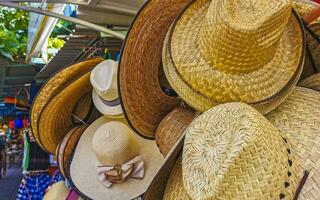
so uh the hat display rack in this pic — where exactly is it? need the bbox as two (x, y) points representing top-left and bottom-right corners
(11, 0), (320, 199)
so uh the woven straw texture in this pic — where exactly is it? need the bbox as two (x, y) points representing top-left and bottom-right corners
(163, 23), (304, 114)
(31, 57), (103, 149)
(299, 73), (320, 91)
(119, 0), (194, 139)
(156, 107), (195, 157)
(38, 71), (93, 154)
(266, 87), (320, 200)
(70, 116), (165, 200)
(57, 125), (87, 178)
(305, 23), (320, 73)
(292, 0), (320, 23)
(72, 92), (92, 123)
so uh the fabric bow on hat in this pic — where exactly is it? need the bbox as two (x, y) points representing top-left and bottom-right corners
(97, 155), (144, 187)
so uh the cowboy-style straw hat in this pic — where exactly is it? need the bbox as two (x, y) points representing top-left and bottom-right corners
(69, 116), (167, 200)
(145, 87), (320, 200)
(300, 73), (320, 91)
(118, 0), (194, 139)
(162, 0), (305, 114)
(31, 57), (103, 150)
(90, 60), (123, 118)
(33, 59), (102, 154)
(56, 125), (88, 178)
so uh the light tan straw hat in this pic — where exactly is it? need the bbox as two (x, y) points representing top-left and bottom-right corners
(56, 125), (88, 178)
(44, 181), (82, 200)
(69, 116), (165, 200)
(292, 0), (320, 23)
(119, 0), (194, 139)
(163, 0), (305, 114)
(90, 60), (123, 118)
(31, 57), (103, 149)
(299, 73), (320, 91)
(146, 87), (320, 200)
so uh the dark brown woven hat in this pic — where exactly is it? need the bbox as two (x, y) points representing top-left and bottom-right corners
(56, 125), (88, 178)
(118, 0), (193, 139)
(156, 107), (195, 157)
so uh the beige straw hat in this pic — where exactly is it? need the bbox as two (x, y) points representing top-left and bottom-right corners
(56, 125), (87, 178)
(69, 116), (165, 200)
(118, 0), (195, 139)
(163, 0), (305, 114)
(299, 73), (320, 91)
(37, 65), (102, 154)
(146, 87), (320, 200)
(91, 60), (123, 118)
(31, 57), (103, 150)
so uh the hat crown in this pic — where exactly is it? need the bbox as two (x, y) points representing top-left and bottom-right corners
(90, 60), (119, 101)
(198, 0), (291, 74)
(92, 121), (140, 166)
(182, 103), (298, 199)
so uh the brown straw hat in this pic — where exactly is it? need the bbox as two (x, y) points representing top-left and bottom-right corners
(293, 0), (320, 23)
(146, 87), (320, 200)
(31, 57), (103, 149)
(118, 0), (194, 139)
(37, 68), (100, 154)
(69, 116), (168, 200)
(155, 107), (195, 157)
(299, 73), (320, 91)
(56, 125), (88, 178)
(162, 0), (305, 114)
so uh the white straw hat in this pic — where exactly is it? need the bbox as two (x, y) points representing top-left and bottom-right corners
(90, 60), (123, 117)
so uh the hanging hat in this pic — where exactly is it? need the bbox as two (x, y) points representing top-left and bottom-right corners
(90, 60), (123, 118)
(69, 116), (166, 200)
(31, 57), (103, 150)
(300, 73), (320, 91)
(292, 0), (320, 23)
(162, 0), (305, 114)
(56, 125), (88, 178)
(118, 0), (194, 139)
(34, 59), (103, 154)
(146, 87), (320, 200)
(44, 181), (82, 200)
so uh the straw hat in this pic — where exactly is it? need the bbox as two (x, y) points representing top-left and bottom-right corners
(69, 116), (165, 200)
(155, 107), (195, 157)
(44, 181), (82, 200)
(36, 63), (102, 154)
(118, 0), (196, 139)
(163, 0), (305, 114)
(90, 60), (123, 118)
(146, 87), (320, 200)
(56, 125), (88, 178)
(31, 57), (103, 150)
(292, 0), (320, 23)
(300, 73), (320, 91)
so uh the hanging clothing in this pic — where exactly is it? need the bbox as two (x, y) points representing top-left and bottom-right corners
(22, 131), (30, 172)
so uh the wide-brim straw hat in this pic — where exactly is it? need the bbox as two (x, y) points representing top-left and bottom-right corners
(299, 73), (320, 91)
(118, 0), (195, 139)
(145, 87), (320, 199)
(56, 125), (88, 178)
(92, 90), (123, 118)
(162, 0), (305, 114)
(292, 0), (320, 23)
(35, 65), (102, 154)
(31, 57), (103, 150)
(69, 116), (166, 200)
(44, 181), (82, 200)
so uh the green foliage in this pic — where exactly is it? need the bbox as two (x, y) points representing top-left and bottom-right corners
(48, 37), (65, 50)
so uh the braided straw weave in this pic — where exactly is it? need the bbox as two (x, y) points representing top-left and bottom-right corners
(266, 87), (320, 199)
(292, 0), (320, 23)
(163, 0), (304, 113)
(305, 23), (320, 73)
(56, 125), (87, 178)
(30, 57), (103, 149)
(299, 73), (320, 91)
(155, 107), (195, 157)
(38, 71), (93, 154)
(118, 0), (194, 139)
(72, 92), (93, 124)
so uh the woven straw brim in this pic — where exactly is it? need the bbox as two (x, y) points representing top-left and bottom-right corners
(299, 73), (320, 91)
(165, 0), (304, 110)
(92, 90), (123, 118)
(118, 0), (195, 139)
(72, 92), (93, 124)
(43, 181), (69, 200)
(57, 125), (87, 178)
(38, 71), (93, 154)
(266, 87), (320, 199)
(305, 23), (320, 73)
(69, 116), (164, 200)
(293, 0), (320, 23)
(163, 24), (304, 114)
(155, 107), (195, 157)
(31, 57), (103, 149)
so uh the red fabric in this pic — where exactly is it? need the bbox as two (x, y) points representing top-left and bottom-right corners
(23, 117), (28, 128)
(9, 120), (14, 129)
(314, 0), (320, 4)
